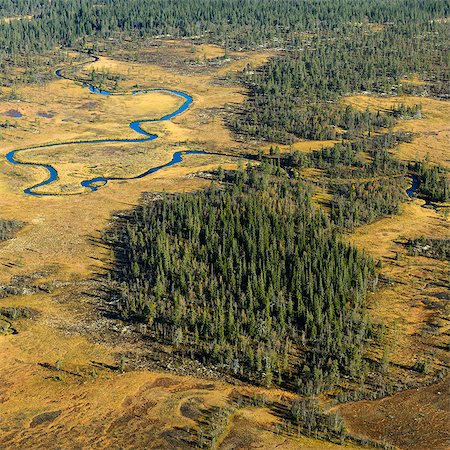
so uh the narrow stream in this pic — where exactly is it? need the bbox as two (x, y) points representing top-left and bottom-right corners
(406, 174), (421, 198)
(5, 55), (205, 196)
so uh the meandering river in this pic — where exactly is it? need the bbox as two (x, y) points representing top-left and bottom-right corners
(4, 55), (423, 201)
(5, 56), (205, 196)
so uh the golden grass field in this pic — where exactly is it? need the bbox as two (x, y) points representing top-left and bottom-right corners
(0, 41), (449, 449)
(0, 47), (266, 276)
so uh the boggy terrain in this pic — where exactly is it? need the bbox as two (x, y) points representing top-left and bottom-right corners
(0, 40), (449, 450)
(0, 43), (345, 449)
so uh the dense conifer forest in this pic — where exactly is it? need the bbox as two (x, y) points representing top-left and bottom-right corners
(0, 0), (449, 54)
(108, 166), (376, 390)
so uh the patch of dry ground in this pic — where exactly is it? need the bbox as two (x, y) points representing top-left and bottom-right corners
(0, 286), (332, 449)
(346, 200), (449, 367)
(219, 408), (362, 450)
(337, 376), (450, 450)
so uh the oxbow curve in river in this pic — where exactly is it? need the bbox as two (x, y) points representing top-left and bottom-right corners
(5, 56), (205, 196)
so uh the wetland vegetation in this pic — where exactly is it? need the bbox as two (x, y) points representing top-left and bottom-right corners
(0, 0), (449, 449)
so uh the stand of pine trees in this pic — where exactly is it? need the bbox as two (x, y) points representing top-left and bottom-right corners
(267, 132), (411, 228)
(0, 0), (448, 55)
(230, 17), (448, 142)
(410, 160), (450, 203)
(108, 165), (375, 390)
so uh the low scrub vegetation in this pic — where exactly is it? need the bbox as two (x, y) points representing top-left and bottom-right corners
(406, 237), (450, 261)
(0, 219), (23, 241)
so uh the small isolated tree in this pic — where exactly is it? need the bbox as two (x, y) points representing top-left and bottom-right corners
(413, 359), (429, 374)
(217, 166), (224, 181)
(118, 355), (127, 373)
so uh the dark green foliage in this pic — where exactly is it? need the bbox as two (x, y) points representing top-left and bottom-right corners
(230, 16), (448, 142)
(84, 68), (125, 92)
(406, 236), (450, 261)
(109, 166), (374, 390)
(288, 132), (411, 176)
(412, 359), (430, 374)
(412, 160), (450, 202)
(0, 0), (448, 54)
(0, 218), (23, 241)
(278, 132), (410, 228)
(231, 99), (395, 143)
(390, 103), (423, 119)
(330, 178), (406, 229)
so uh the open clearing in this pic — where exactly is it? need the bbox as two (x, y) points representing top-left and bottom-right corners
(337, 376), (449, 450)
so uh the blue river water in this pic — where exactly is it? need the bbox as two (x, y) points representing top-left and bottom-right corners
(406, 174), (420, 198)
(6, 58), (204, 196)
